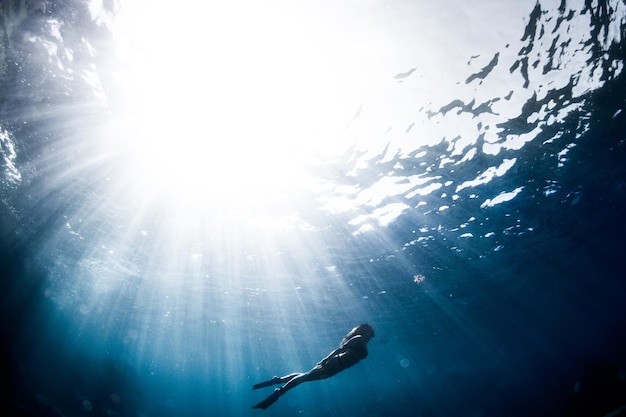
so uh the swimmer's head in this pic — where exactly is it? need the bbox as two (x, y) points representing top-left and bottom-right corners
(355, 323), (375, 340)
(342, 324), (375, 345)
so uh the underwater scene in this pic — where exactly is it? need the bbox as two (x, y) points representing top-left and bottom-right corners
(1, 0), (626, 416)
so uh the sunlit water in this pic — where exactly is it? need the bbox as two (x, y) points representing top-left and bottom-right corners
(2, 1), (626, 416)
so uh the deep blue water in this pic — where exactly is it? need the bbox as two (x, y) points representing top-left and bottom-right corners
(2, 1), (626, 417)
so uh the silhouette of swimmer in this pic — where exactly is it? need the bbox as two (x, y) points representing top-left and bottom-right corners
(252, 324), (374, 409)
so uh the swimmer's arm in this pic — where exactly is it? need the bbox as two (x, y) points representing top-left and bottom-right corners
(342, 335), (364, 349)
(317, 335), (364, 365)
(317, 348), (342, 366)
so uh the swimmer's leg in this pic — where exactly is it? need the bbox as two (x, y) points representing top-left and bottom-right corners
(252, 367), (325, 409)
(252, 373), (300, 390)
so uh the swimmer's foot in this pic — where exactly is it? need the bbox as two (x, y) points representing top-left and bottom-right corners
(252, 388), (282, 410)
(252, 377), (282, 390)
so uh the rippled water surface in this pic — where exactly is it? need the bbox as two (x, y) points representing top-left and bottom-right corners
(2, 1), (626, 416)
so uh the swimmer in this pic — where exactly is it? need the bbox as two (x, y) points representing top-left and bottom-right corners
(252, 324), (374, 409)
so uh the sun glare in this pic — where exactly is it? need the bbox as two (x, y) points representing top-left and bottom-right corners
(108, 1), (372, 211)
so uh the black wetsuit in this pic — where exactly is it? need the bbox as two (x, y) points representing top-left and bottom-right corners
(319, 345), (368, 378)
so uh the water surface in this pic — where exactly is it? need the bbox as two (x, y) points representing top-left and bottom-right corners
(1, 1), (626, 416)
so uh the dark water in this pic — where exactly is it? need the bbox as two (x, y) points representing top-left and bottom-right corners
(2, 1), (626, 416)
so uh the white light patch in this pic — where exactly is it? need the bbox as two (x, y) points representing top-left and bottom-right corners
(481, 187), (524, 208)
(456, 158), (517, 192)
(106, 0), (400, 211)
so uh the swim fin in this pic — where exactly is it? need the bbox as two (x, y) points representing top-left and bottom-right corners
(252, 388), (282, 409)
(252, 376), (282, 390)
